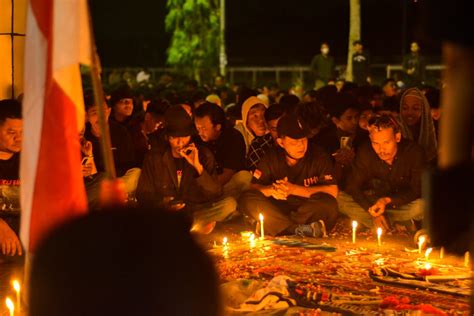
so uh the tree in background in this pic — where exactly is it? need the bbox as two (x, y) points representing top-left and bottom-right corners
(165, 0), (220, 83)
(345, 0), (361, 82)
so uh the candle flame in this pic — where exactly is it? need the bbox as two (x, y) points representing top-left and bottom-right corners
(5, 297), (14, 311)
(259, 213), (264, 221)
(249, 233), (255, 241)
(352, 220), (358, 229)
(424, 247), (433, 259)
(223, 237), (228, 245)
(377, 227), (382, 237)
(418, 235), (426, 246)
(12, 280), (20, 292)
(424, 262), (432, 270)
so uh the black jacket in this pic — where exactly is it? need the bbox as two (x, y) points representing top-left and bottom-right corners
(345, 140), (426, 210)
(136, 145), (223, 208)
(84, 121), (138, 177)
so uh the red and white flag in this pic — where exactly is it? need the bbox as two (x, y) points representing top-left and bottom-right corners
(21, 0), (92, 253)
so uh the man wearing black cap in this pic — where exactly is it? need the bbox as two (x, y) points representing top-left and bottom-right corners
(238, 113), (339, 238)
(136, 106), (236, 234)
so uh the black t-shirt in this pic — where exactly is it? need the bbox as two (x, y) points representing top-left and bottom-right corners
(252, 145), (336, 187)
(85, 121), (138, 177)
(196, 127), (246, 174)
(352, 52), (370, 84)
(0, 153), (20, 214)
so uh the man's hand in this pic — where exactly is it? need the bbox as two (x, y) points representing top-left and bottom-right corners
(169, 203), (186, 211)
(163, 196), (186, 211)
(368, 197), (391, 217)
(82, 162), (94, 177)
(180, 143), (203, 175)
(333, 148), (355, 166)
(0, 220), (22, 256)
(407, 68), (415, 75)
(373, 215), (390, 231)
(261, 185), (288, 200)
(275, 177), (297, 195)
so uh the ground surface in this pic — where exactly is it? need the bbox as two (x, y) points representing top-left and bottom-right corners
(196, 216), (472, 315)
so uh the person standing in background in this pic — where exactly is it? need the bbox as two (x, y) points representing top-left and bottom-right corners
(310, 42), (336, 90)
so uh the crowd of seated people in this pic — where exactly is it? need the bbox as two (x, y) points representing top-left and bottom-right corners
(0, 75), (443, 256)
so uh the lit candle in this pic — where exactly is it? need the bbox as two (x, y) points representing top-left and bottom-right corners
(418, 235), (426, 254)
(376, 227), (382, 246)
(424, 262), (432, 270)
(424, 247), (433, 261)
(464, 251), (470, 268)
(352, 220), (358, 244)
(222, 237), (229, 259)
(5, 297), (14, 316)
(439, 247), (445, 259)
(259, 213), (264, 239)
(249, 233), (256, 248)
(12, 280), (20, 312)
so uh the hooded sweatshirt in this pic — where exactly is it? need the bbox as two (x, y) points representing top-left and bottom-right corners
(234, 96), (269, 153)
(399, 87), (438, 162)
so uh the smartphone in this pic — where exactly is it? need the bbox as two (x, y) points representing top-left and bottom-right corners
(340, 137), (351, 149)
(170, 199), (185, 206)
(183, 143), (194, 155)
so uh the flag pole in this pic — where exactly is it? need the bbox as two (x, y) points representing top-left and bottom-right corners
(86, 7), (116, 180)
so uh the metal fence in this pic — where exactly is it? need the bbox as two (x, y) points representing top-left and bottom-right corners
(102, 64), (445, 88)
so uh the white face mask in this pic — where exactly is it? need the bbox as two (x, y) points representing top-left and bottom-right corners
(321, 48), (329, 55)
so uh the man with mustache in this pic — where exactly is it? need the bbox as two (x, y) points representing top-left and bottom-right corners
(338, 114), (426, 232)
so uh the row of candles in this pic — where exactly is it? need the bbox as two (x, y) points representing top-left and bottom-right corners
(222, 215), (471, 269)
(353, 220), (471, 267)
(5, 279), (20, 316)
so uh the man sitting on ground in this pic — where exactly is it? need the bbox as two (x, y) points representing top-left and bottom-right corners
(238, 113), (338, 238)
(137, 106), (236, 234)
(194, 102), (251, 199)
(338, 114), (425, 231)
(0, 99), (23, 256)
(83, 94), (141, 200)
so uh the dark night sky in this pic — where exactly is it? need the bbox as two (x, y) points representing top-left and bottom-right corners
(89, 0), (441, 67)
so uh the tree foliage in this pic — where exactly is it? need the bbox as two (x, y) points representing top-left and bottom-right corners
(165, 0), (220, 82)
